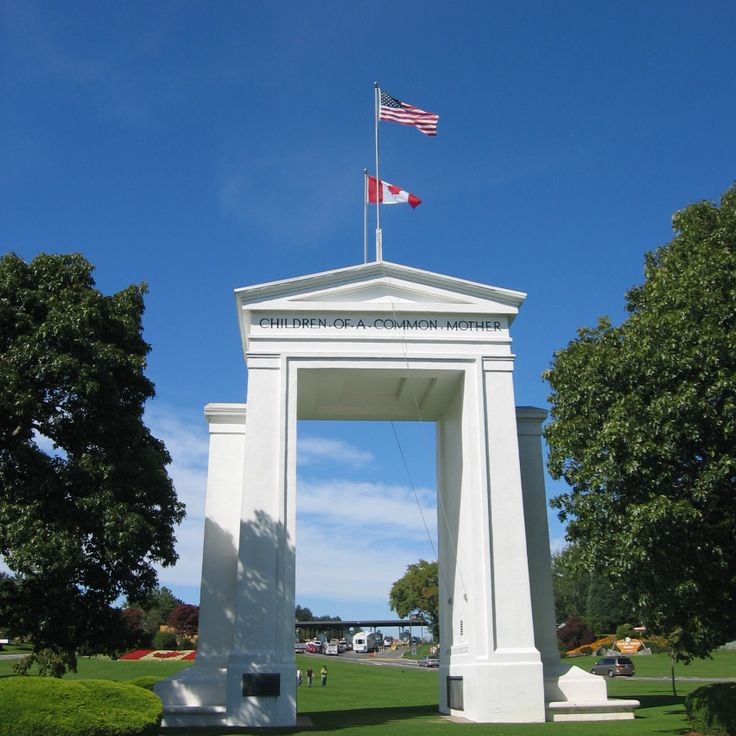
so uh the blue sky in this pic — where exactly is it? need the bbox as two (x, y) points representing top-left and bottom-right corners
(2, 0), (734, 622)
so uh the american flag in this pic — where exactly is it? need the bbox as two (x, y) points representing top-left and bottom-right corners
(379, 90), (439, 137)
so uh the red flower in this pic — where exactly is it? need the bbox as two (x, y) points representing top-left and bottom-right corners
(119, 649), (153, 660)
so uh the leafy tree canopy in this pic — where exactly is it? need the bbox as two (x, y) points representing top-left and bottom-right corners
(128, 584), (182, 637)
(552, 544), (630, 634)
(0, 253), (185, 671)
(167, 603), (199, 639)
(295, 605), (314, 621)
(544, 185), (736, 661)
(389, 559), (439, 639)
(551, 546), (589, 623)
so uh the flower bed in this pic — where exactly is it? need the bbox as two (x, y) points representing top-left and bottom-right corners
(153, 650), (182, 659)
(119, 649), (152, 661)
(119, 649), (196, 661)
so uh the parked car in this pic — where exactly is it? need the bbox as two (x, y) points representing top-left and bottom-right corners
(305, 641), (322, 653)
(590, 656), (635, 677)
(418, 656), (440, 668)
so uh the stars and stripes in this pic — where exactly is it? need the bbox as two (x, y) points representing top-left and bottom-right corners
(379, 90), (439, 136)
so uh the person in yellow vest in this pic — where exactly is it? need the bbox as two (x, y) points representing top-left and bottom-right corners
(320, 665), (328, 686)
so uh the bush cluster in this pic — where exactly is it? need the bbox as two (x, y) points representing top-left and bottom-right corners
(685, 683), (736, 736)
(152, 630), (178, 650)
(0, 677), (162, 736)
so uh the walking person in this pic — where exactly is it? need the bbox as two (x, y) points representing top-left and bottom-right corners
(306, 667), (314, 687)
(320, 665), (328, 686)
(297, 667), (303, 687)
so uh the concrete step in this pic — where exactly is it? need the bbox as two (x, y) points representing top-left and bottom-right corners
(161, 705), (227, 728)
(547, 698), (640, 722)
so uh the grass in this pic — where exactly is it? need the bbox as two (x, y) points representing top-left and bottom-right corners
(293, 656), (693, 736)
(1, 650), (733, 735)
(565, 650), (736, 680)
(0, 654), (193, 681)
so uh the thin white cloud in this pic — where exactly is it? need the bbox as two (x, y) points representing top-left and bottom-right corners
(299, 478), (436, 542)
(298, 436), (374, 467)
(295, 476), (438, 610)
(144, 404), (209, 592)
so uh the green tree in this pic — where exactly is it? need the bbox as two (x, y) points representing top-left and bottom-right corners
(585, 574), (630, 636)
(551, 546), (589, 623)
(294, 605), (314, 621)
(544, 185), (736, 666)
(127, 585), (182, 641)
(389, 559), (439, 639)
(0, 253), (185, 673)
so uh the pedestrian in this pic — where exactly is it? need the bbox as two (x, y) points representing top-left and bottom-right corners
(320, 665), (328, 686)
(306, 667), (314, 687)
(297, 667), (303, 687)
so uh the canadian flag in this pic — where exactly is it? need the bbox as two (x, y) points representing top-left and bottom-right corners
(367, 175), (422, 209)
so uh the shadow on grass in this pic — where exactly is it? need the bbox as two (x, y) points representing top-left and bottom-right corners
(634, 694), (685, 711)
(160, 705), (439, 735)
(302, 703), (438, 730)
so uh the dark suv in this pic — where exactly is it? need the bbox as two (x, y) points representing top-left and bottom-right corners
(590, 656), (635, 677)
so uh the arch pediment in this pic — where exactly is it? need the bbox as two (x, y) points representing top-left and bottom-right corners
(235, 261), (526, 353)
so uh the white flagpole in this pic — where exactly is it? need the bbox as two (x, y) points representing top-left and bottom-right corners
(374, 82), (383, 261)
(363, 169), (368, 263)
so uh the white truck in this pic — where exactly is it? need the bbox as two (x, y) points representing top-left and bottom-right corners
(352, 632), (378, 653)
(325, 639), (340, 655)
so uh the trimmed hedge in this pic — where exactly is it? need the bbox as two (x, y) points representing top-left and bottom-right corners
(0, 677), (162, 736)
(685, 683), (736, 736)
(126, 675), (162, 691)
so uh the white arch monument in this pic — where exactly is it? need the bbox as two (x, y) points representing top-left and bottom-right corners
(156, 261), (637, 727)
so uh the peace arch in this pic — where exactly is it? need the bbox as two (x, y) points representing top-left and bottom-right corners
(156, 261), (637, 727)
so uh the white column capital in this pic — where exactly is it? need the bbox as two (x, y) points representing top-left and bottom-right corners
(482, 355), (515, 372)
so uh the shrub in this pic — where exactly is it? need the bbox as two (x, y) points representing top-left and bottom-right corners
(178, 636), (194, 650)
(685, 683), (736, 736)
(126, 675), (161, 691)
(152, 630), (177, 650)
(645, 639), (669, 654)
(0, 677), (162, 736)
(557, 616), (595, 650)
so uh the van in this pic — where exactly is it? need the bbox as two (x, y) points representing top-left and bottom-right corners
(590, 656), (635, 677)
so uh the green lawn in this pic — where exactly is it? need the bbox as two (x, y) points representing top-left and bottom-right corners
(294, 655), (705, 736)
(564, 649), (736, 680)
(0, 654), (193, 681)
(1, 650), (733, 735)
